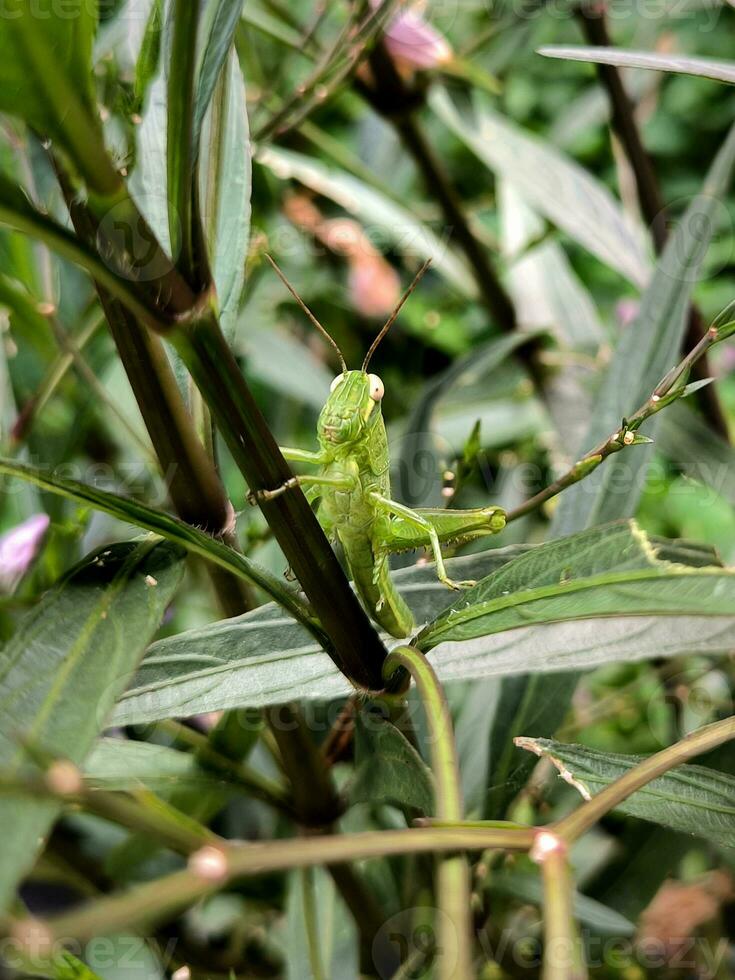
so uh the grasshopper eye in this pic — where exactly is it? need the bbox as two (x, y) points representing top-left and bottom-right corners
(368, 374), (384, 401)
(330, 374), (345, 392)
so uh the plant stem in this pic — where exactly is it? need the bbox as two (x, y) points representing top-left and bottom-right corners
(384, 647), (473, 980)
(553, 715), (735, 843)
(155, 720), (295, 817)
(506, 321), (725, 523)
(576, 3), (729, 440)
(532, 834), (587, 980)
(302, 867), (328, 980)
(360, 44), (517, 337)
(10, 308), (104, 447)
(30, 825), (533, 943)
(53, 162), (253, 616)
(265, 704), (342, 826)
(0, 772), (216, 856)
(168, 0), (203, 285)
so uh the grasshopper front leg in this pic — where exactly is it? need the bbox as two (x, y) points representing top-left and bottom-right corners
(249, 474), (352, 504)
(370, 494), (497, 590)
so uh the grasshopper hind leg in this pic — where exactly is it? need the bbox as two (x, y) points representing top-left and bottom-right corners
(370, 494), (480, 591)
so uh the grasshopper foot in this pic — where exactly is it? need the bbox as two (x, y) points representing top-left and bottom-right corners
(248, 479), (298, 505)
(440, 576), (477, 591)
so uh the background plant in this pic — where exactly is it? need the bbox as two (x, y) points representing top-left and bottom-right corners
(0, 1), (734, 978)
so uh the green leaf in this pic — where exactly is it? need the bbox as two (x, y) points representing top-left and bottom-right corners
(83, 738), (232, 795)
(42, 950), (104, 980)
(521, 739), (735, 849)
(430, 88), (650, 288)
(193, 0), (245, 143)
(0, 176), (157, 326)
(350, 712), (435, 815)
(0, 1), (119, 196)
(553, 120), (735, 534)
(241, 2), (304, 49)
(0, 456), (316, 632)
(499, 180), (605, 352)
(0, 540), (184, 912)
(134, 0), (164, 108)
(111, 531), (735, 724)
(489, 870), (635, 936)
(255, 145), (477, 298)
(200, 48), (251, 336)
(538, 46), (735, 86)
(282, 868), (358, 980)
(416, 521), (735, 650)
(659, 402), (735, 506)
(113, 546), (533, 724)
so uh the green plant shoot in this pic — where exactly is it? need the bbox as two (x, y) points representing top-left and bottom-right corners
(251, 258), (506, 638)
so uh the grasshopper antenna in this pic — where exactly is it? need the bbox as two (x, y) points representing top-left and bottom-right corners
(266, 254), (348, 373)
(362, 258), (432, 371)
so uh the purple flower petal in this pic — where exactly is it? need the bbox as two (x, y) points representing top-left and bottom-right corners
(0, 514), (50, 593)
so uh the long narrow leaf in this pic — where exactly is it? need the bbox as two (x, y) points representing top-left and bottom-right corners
(552, 120), (735, 534)
(416, 522), (735, 649)
(0, 457), (318, 633)
(520, 739), (735, 848)
(0, 541), (184, 911)
(538, 46), (735, 86)
(112, 527), (735, 723)
(431, 87), (650, 287)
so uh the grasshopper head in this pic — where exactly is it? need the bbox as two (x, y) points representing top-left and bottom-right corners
(318, 370), (384, 449)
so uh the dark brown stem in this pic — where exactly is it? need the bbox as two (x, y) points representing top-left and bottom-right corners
(265, 704), (342, 826)
(360, 43), (517, 335)
(576, 8), (666, 249)
(576, 4), (730, 440)
(55, 162), (253, 617)
(265, 703), (384, 973)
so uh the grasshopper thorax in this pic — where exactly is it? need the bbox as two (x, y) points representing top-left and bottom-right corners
(317, 370), (385, 450)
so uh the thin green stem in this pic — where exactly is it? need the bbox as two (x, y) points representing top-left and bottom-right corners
(9, 308), (104, 448)
(533, 836), (586, 980)
(29, 825), (533, 943)
(384, 647), (473, 980)
(156, 720), (294, 817)
(506, 321), (727, 523)
(302, 868), (328, 980)
(0, 770), (216, 856)
(553, 716), (735, 842)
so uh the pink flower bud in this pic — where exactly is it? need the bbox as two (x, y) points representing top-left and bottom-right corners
(0, 514), (50, 593)
(373, 1), (452, 71)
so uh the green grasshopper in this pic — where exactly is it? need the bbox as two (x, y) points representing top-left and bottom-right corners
(252, 257), (506, 638)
